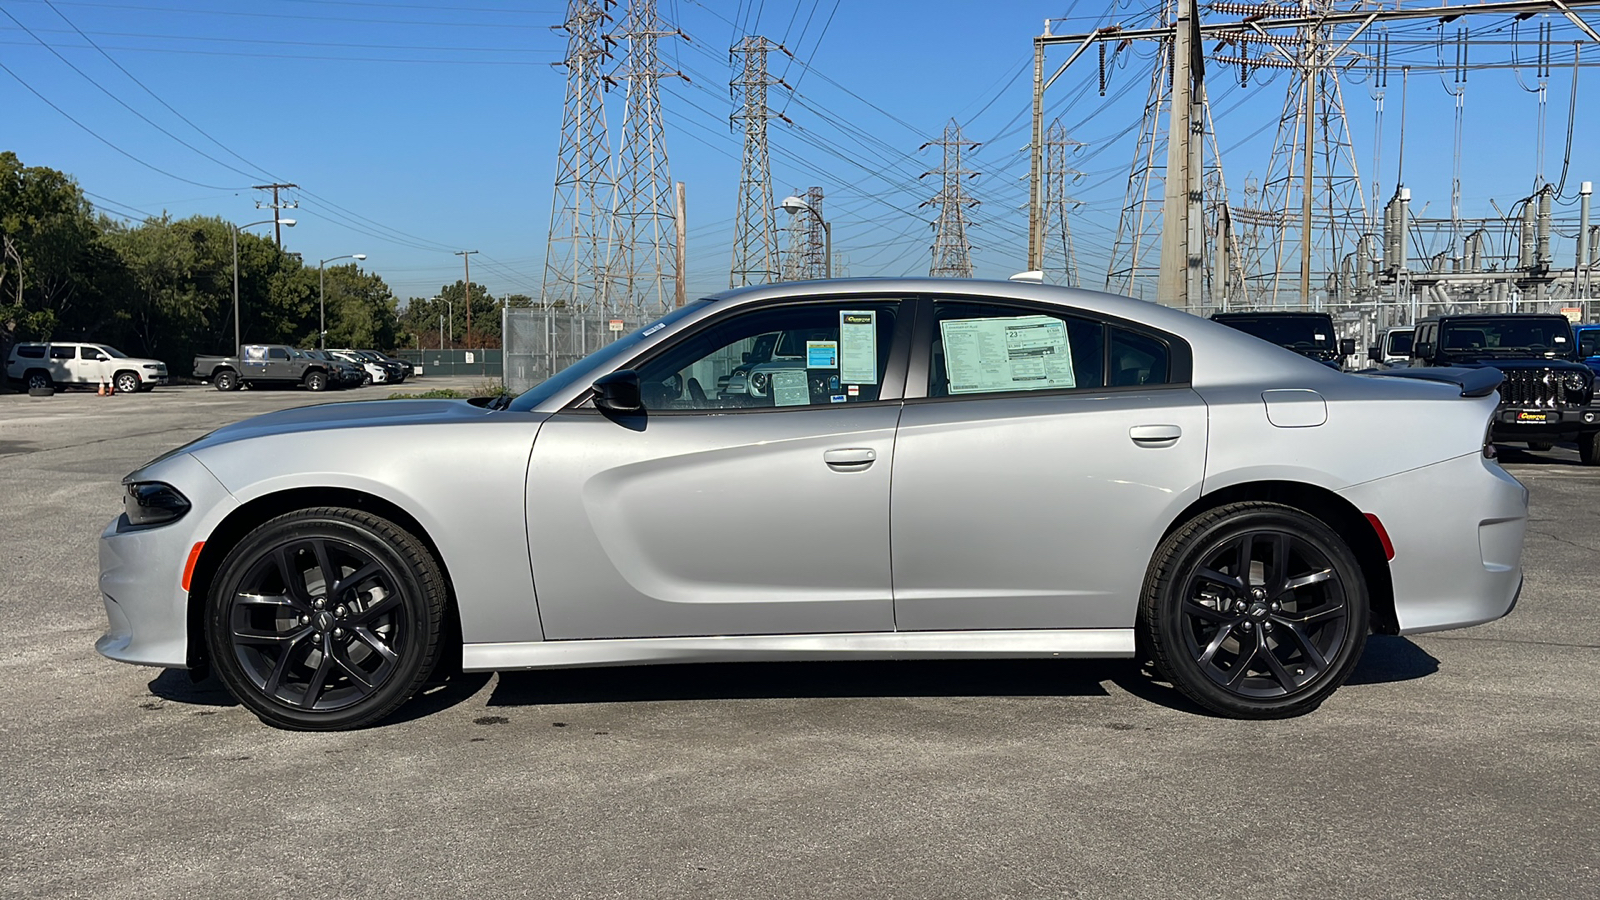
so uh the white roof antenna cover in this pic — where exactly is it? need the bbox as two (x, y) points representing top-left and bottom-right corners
(1009, 270), (1045, 284)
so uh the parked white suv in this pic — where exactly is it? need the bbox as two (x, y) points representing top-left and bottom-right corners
(6, 342), (169, 393)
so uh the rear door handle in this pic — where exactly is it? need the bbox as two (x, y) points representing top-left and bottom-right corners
(823, 448), (877, 470)
(1129, 424), (1182, 447)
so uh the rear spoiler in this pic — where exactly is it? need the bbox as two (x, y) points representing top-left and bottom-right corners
(1362, 366), (1503, 398)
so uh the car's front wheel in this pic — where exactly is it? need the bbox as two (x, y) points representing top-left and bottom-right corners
(304, 370), (328, 392)
(114, 371), (141, 394)
(206, 507), (447, 730)
(1140, 502), (1369, 719)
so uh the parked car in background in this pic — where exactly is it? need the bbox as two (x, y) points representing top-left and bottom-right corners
(194, 344), (342, 392)
(301, 350), (367, 388)
(328, 350), (386, 384)
(100, 278), (1526, 730)
(369, 350), (414, 380)
(6, 341), (169, 393)
(1210, 311), (1356, 369)
(1575, 323), (1600, 376)
(329, 348), (406, 384)
(1409, 313), (1600, 462)
(1367, 327), (1415, 368)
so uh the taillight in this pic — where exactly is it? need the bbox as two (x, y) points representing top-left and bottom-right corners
(1483, 418), (1497, 459)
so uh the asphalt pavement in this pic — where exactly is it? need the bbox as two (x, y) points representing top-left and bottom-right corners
(1, 383), (1595, 899)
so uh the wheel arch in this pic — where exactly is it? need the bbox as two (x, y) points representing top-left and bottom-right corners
(184, 486), (462, 677)
(1161, 480), (1398, 635)
(113, 368), (141, 386)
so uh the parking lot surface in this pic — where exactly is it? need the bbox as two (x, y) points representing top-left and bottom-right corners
(2, 384), (1596, 899)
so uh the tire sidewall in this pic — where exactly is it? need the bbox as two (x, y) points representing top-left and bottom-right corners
(26, 370), (51, 391)
(206, 512), (439, 730)
(305, 371), (327, 392)
(1145, 504), (1369, 718)
(115, 371), (140, 394)
(215, 371), (237, 391)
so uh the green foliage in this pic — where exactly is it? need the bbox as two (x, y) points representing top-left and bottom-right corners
(387, 388), (465, 399)
(0, 152), (402, 369)
(397, 280), (505, 348)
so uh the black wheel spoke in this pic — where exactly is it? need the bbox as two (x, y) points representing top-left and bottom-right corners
(1183, 597), (1233, 624)
(352, 626), (400, 665)
(1279, 567), (1334, 596)
(1194, 567), (1245, 593)
(1196, 622), (1235, 667)
(1277, 601), (1345, 627)
(1260, 639), (1298, 691)
(1276, 621), (1330, 671)
(262, 640), (302, 696)
(331, 643), (377, 693)
(272, 547), (314, 609)
(311, 540), (338, 597)
(1265, 532), (1290, 595)
(1226, 628), (1261, 688)
(299, 643), (336, 709)
(348, 593), (400, 626)
(1235, 533), (1258, 588)
(332, 561), (382, 600)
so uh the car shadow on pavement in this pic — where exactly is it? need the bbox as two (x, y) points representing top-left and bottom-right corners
(486, 658), (1121, 707)
(1345, 634), (1439, 686)
(1493, 444), (1582, 466)
(147, 668), (238, 707)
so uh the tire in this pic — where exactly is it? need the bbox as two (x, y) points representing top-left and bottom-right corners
(213, 370), (239, 392)
(1139, 502), (1369, 719)
(27, 385), (54, 398)
(1527, 441), (1555, 452)
(114, 371), (141, 395)
(362, 372), (373, 386)
(206, 507), (447, 730)
(24, 369), (52, 392)
(1580, 431), (1600, 466)
(304, 370), (328, 392)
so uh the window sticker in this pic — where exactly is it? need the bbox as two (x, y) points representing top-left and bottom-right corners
(838, 311), (879, 384)
(830, 394), (847, 403)
(245, 346), (267, 360)
(940, 315), (1075, 394)
(847, 385), (860, 397)
(770, 369), (810, 407)
(806, 340), (838, 369)
(1314, 333), (1327, 341)
(643, 322), (667, 336)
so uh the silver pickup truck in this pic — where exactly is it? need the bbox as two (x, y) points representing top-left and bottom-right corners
(193, 344), (346, 392)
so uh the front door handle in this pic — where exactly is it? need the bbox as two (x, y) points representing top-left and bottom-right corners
(1129, 424), (1182, 447)
(823, 448), (877, 470)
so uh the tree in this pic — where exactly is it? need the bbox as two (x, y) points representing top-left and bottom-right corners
(399, 280), (499, 348)
(0, 152), (114, 345)
(320, 264), (399, 350)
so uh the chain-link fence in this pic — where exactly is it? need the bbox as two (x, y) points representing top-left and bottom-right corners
(502, 307), (646, 395)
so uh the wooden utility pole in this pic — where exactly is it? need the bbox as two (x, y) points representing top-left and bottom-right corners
(1158, 0), (1204, 309)
(252, 183), (297, 247)
(674, 182), (688, 307)
(456, 249), (478, 350)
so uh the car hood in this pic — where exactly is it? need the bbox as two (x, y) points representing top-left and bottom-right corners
(162, 399), (500, 462)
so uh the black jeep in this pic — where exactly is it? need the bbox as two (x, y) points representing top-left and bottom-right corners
(1411, 314), (1600, 464)
(1210, 311), (1356, 369)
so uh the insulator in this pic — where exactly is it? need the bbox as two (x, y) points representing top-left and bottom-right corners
(1206, 1), (1298, 16)
(1098, 41), (1107, 96)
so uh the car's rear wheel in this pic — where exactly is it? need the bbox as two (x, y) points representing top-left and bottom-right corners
(24, 369), (51, 392)
(214, 370), (239, 392)
(114, 371), (141, 394)
(206, 507), (446, 730)
(1527, 441), (1554, 452)
(304, 370), (328, 392)
(1140, 502), (1369, 719)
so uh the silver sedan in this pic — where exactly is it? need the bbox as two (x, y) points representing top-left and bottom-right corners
(98, 279), (1527, 729)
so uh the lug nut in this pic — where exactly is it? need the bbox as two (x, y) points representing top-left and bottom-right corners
(1263, 622), (1273, 632)
(1241, 622), (1253, 631)
(333, 628), (344, 638)
(299, 615), (309, 625)
(1270, 601), (1281, 611)
(335, 606), (348, 619)
(313, 598), (325, 610)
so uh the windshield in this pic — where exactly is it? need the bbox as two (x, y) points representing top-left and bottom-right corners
(96, 345), (129, 359)
(1386, 331), (1413, 356)
(1439, 319), (1574, 358)
(1217, 316), (1335, 352)
(507, 300), (713, 412)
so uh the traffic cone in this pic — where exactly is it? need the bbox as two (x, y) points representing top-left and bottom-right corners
(97, 379), (105, 397)
(106, 376), (114, 396)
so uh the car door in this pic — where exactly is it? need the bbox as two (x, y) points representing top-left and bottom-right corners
(46, 344), (75, 384)
(526, 298), (908, 640)
(890, 297), (1208, 632)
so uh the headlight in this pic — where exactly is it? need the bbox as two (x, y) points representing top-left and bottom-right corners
(751, 371), (769, 393)
(1563, 372), (1589, 392)
(124, 482), (191, 528)
(143, 364), (161, 370)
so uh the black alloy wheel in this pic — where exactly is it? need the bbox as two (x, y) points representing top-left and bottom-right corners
(114, 371), (141, 394)
(207, 507), (446, 730)
(25, 370), (52, 392)
(304, 370), (328, 392)
(214, 370), (239, 392)
(1140, 502), (1368, 718)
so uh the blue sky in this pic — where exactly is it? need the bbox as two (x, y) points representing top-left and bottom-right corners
(2, 0), (1596, 308)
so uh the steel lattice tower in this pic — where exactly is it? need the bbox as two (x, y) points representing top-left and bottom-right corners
(781, 186), (827, 281)
(542, 0), (616, 313)
(1043, 120), (1082, 287)
(1105, 4), (1175, 300)
(612, 0), (682, 316)
(730, 36), (781, 287)
(922, 119), (980, 278)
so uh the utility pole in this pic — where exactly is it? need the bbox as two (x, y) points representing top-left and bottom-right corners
(674, 181), (688, 307)
(252, 183), (298, 247)
(456, 250), (478, 350)
(543, 0), (616, 314)
(1158, 0), (1205, 309)
(612, 0), (684, 317)
(730, 35), (787, 287)
(921, 119), (980, 278)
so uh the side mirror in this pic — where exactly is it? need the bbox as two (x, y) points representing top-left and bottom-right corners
(1414, 341), (1434, 359)
(1367, 346), (1382, 362)
(593, 369), (643, 414)
(95, 355), (110, 362)
(1339, 338), (1356, 357)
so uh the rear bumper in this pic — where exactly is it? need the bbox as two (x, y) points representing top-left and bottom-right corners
(1339, 451), (1528, 635)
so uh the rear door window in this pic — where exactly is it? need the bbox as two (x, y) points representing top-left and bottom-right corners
(49, 345), (76, 360)
(15, 345), (45, 359)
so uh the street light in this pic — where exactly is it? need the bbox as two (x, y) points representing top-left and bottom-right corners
(232, 218), (295, 355)
(318, 253), (367, 349)
(780, 195), (831, 279)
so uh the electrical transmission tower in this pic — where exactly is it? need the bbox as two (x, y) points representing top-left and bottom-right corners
(730, 35), (785, 287)
(921, 119), (980, 278)
(611, 0), (683, 316)
(1043, 119), (1082, 287)
(781, 186), (827, 281)
(542, 0), (616, 313)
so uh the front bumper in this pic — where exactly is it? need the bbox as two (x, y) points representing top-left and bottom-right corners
(1339, 451), (1527, 634)
(1490, 406), (1598, 436)
(97, 453), (238, 669)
